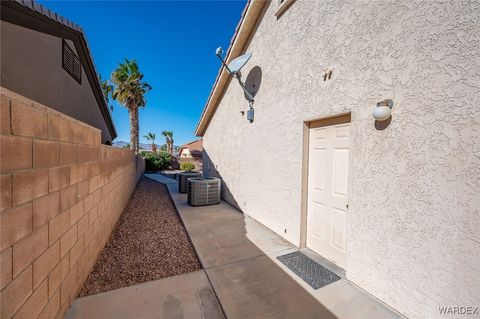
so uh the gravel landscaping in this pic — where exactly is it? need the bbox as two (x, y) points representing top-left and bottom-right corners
(79, 176), (201, 297)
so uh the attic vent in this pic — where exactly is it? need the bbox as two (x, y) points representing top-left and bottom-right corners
(62, 40), (81, 84)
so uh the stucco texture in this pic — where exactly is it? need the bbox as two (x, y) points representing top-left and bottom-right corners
(202, 1), (480, 318)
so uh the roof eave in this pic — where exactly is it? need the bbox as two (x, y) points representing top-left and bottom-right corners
(1, 0), (117, 140)
(194, 0), (266, 137)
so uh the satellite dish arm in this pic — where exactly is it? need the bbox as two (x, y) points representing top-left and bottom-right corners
(216, 51), (235, 76)
(235, 75), (254, 102)
(215, 47), (254, 103)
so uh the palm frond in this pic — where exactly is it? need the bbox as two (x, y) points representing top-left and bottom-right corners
(110, 59), (151, 111)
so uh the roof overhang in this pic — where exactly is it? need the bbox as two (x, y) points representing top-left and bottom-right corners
(195, 0), (267, 137)
(1, 0), (117, 139)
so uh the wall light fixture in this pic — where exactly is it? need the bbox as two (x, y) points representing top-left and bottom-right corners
(373, 99), (393, 121)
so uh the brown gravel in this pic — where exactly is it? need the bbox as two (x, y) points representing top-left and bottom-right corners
(79, 176), (201, 297)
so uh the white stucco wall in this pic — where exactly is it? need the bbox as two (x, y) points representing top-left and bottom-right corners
(202, 1), (480, 318)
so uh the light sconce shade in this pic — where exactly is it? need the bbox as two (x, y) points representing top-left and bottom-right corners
(373, 99), (393, 121)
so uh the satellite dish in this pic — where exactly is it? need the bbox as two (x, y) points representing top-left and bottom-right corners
(227, 52), (252, 74)
(215, 47), (255, 122)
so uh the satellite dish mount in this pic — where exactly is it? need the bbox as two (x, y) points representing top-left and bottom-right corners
(216, 47), (255, 123)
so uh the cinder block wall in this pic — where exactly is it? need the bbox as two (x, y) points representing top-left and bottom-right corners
(0, 87), (144, 319)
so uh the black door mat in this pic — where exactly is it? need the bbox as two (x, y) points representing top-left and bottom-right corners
(277, 251), (340, 290)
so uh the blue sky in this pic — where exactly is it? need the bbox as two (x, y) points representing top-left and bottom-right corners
(39, 0), (246, 146)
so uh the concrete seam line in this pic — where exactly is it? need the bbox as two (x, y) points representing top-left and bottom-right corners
(144, 174), (229, 318)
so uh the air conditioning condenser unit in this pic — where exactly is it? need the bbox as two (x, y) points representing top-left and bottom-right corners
(187, 177), (221, 206)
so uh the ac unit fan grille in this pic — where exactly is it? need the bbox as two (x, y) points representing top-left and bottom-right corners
(187, 178), (221, 206)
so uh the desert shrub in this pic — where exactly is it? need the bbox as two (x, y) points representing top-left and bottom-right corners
(141, 151), (172, 171)
(180, 162), (195, 172)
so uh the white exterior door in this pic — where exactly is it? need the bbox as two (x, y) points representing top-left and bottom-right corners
(306, 121), (350, 268)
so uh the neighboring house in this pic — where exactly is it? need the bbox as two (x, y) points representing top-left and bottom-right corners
(1, 0), (116, 143)
(0, 3), (144, 319)
(178, 139), (203, 170)
(178, 139), (203, 159)
(196, 1), (479, 319)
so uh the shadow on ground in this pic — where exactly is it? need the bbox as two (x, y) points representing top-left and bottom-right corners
(66, 173), (400, 319)
(155, 173), (338, 319)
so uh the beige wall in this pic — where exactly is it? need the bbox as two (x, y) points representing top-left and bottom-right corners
(1, 21), (114, 143)
(202, 1), (480, 318)
(0, 87), (144, 319)
(179, 148), (191, 158)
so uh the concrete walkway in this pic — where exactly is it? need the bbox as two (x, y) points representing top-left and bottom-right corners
(64, 270), (223, 319)
(145, 173), (403, 319)
(65, 173), (403, 319)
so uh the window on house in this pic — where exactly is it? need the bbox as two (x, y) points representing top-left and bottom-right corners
(62, 40), (82, 84)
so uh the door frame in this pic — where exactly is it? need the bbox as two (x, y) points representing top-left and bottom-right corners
(299, 113), (351, 256)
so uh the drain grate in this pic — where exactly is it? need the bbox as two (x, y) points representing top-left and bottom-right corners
(277, 251), (340, 290)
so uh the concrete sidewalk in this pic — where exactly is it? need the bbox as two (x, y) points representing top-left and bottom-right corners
(64, 270), (223, 319)
(65, 173), (402, 319)
(145, 173), (403, 319)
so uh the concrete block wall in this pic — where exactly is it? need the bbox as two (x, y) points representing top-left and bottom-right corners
(0, 87), (144, 319)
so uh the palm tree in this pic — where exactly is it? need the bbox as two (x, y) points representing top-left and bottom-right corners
(100, 75), (113, 108)
(161, 131), (170, 154)
(144, 132), (157, 152)
(168, 131), (174, 155)
(159, 144), (168, 152)
(162, 131), (174, 155)
(108, 59), (151, 153)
